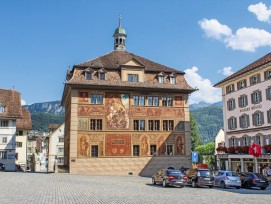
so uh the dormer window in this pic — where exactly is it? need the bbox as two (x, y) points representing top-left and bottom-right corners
(85, 72), (92, 80)
(98, 68), (107, 80)
(84, 68), (94, 80)
(0, 104), (4, 113)
(158, 72), (166, 84)
(128, 74), (138, 82)
(169, 73), (177, 84)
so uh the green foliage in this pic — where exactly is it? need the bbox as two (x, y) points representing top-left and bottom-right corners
(195, 142), (215, 166)
(195, 141), (215, 155)
(191, 106), (223, 144)
(31, 113), (64, 132)
(190, 115), (202, 151)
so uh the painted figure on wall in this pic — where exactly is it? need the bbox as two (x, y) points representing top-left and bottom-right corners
(158, 136), (166, 155)
(106, 93), (129, 129)
(79, 92), (89, 103)
(141, 136), (149, 156)
(176, 135), (184, 155)
(79, 135), (89, 157)
(78, 118), (88, 130)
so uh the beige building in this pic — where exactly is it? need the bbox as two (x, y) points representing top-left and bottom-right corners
(15, 108), (32, 171)
(214, 52), (271, 173)
(61, 22), (195, 176)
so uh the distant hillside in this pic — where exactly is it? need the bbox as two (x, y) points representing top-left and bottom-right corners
(23, 101), (64, 132)
(23, 100), (64, 115)
(189, 101), (222, 110)
(190, 106), (223, 144)
(31, 113), (64, 132)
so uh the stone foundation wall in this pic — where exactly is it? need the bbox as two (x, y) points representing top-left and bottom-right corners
(69, 156), (191, 177)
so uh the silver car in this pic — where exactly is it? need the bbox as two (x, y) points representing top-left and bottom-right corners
(214, 170), (241, 189)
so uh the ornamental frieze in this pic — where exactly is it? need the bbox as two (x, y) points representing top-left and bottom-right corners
(131, 134), (141, 142)
(131, 107), (184, 118)
(78, 106), (105, 116)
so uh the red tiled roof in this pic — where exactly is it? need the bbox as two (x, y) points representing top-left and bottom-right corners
(74, 50), (185, 74)
(214, 52), (271, 87)
(16, 108), (32, 130)
(0, 89), (23, 119)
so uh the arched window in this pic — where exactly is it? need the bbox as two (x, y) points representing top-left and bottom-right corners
(0, 104), (4, 113)
(120, 38), (122, 43)
(242, 135), (249, 146)
(229, 137), (236, 147)
(255, 134), (262, 145)
(115, 38), (118, 43)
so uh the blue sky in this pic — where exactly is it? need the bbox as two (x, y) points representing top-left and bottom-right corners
(1, 0), (271, 105)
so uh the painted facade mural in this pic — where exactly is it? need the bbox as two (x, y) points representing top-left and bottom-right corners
(176, 135), (185, 155)
(105, 134), (131, 156)
(106, 93), (129, 129)
(141, 136), (149, 156)
(157, 136), (166, 155)
(79, 135), (90, 157)
(131, 107), (184, 118)
(79, 92), (89, 103)
(78, 118), (88, 130)
(78, 106), (105, 116)
(175, 96), (184, 106)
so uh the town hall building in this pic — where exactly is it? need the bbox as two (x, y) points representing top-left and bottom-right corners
(62, 21), (195, 176)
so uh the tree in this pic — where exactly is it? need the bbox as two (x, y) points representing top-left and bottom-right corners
(195, 141), (215, 169)
(190, 115), (202, 151)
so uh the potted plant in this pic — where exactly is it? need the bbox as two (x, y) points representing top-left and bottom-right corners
(241, 146), (249, 154)
(263, 144), (271, 153)
(228, 147), (235, 154)
(234, 146), (242, 154)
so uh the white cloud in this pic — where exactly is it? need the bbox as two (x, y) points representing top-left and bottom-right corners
(198, 18), (232, 40)
(184, 66), (221, 104)
(21, 99), (26, 106)
(248, 2), (271, 23)
(217, 66), (234, 76)
(199, 18), (271, 51)
(226, 27), (271, 51)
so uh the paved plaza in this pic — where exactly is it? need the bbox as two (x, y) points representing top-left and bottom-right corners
(0, 172), (270, 204)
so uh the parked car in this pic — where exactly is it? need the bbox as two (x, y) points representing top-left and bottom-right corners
(186, 168), (215, 188)
(239, 172), (269, 190)
(214, 170), (241, 189)
(152, 169), (187, 188)
(0, 163), (5, 171)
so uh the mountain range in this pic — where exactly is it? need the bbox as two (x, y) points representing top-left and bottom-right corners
(24, 100), (223, 142)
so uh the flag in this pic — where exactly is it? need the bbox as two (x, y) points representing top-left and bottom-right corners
(249, 143), (262, 157)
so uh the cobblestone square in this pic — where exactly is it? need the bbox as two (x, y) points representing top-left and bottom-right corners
(0, 172), (270, 204)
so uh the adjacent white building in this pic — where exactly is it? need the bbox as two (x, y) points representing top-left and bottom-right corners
(214, 52), (271, 173)
(48, 124), (64, 172)
(0, 89), (23, 171)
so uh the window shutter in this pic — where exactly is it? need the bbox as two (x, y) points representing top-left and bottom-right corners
(238, 97), (241, 107)
(244, 80), (247, 87)
(250, 76), (253, 85)
(233, 99), (236, 109)
(252, 113), (255, 126)
(234, 118), (237, 129)
(245, 95), (248, 106)
(257, 74), (261, 83)
(239, 116), (242, 128)
(261, 112), (264, 125)
(247, 115), (250, 127)
(228, 119), (231, 130)
(259, 91), (262, 102)
(227, 101), (230, 111)
(268, 110), (271, 123)
(251, 93), (254, 104)
(264, 71), (267, 80)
